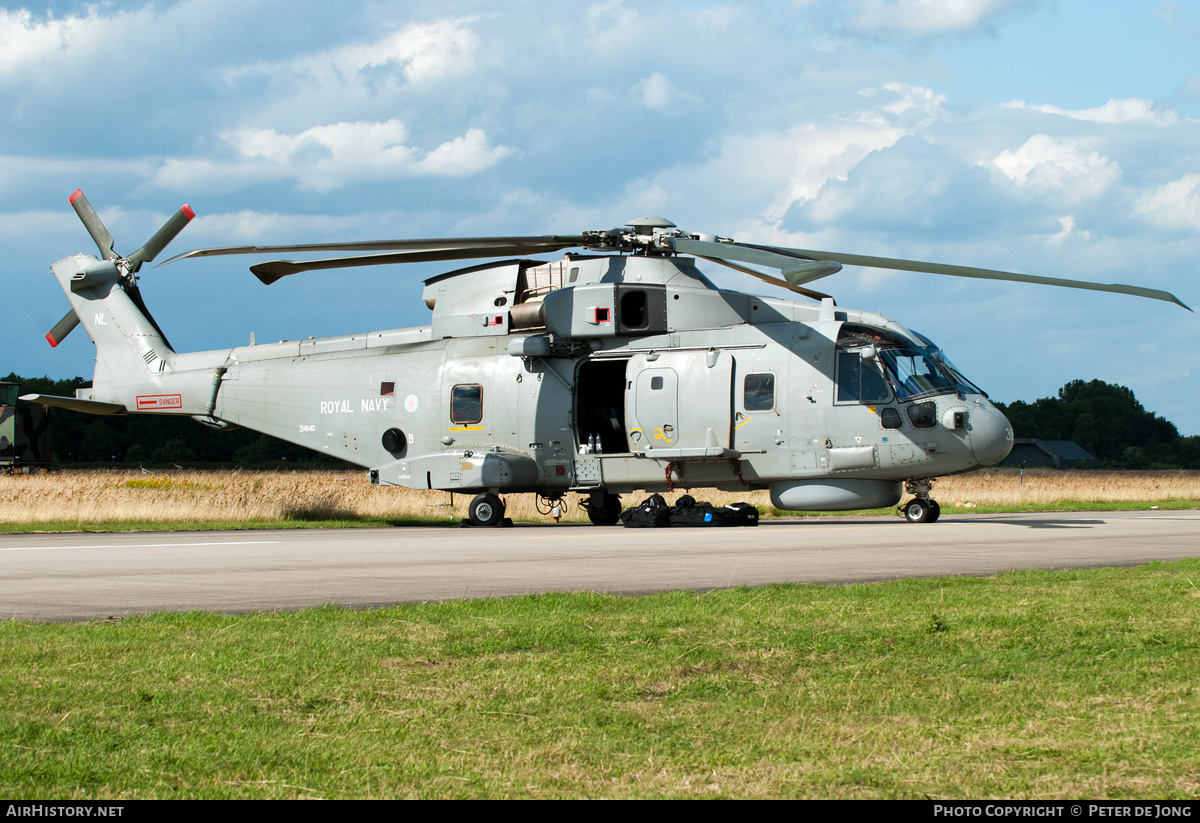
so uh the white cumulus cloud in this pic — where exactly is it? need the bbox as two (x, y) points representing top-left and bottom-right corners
(878, 82), (946, 118)
(988, 134), (1121, 197)
(1048, 214), (1090, 245)
(411, 128), (514, 176)
(233, 120), (413, 164)
(233, 17), (480, 88)
(632, 72), (703, 114)
(0, 6), (125, 75)
(1136, 174), (1200, 231)
(152, 119), (512, 192)
(0, 8), (75, 73)
(185, 210), (365, 244)
(1006, 97), (1182, 125)
(846, 0), (1034, 37)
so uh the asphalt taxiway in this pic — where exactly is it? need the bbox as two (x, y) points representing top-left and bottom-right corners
(3, 510), (1198, 621)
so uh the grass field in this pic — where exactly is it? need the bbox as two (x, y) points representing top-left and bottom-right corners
(2, 561), (1198, 799)
(3, 469), (1198, 798)
(2, 467), (1199, 531)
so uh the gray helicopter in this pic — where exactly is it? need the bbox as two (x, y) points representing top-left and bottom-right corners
(25, 191), (1191, 526)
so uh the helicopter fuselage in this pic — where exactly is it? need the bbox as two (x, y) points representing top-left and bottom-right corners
(51, 250), (1013, 514)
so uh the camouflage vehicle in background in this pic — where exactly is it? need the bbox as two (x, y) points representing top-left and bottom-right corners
(1, 382), (54, 473)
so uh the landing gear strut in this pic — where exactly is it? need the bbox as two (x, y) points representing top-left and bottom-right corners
(900, 478), (940, 524)
(586, 492), (622, 526)
(468, 492), (506, 527)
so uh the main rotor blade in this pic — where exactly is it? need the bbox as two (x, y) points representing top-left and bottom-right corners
(692, 255), (834, 303)
(160, 234), (590, 267)
(672, 238), (842, 285)
(68, 190), (116, 261)
(250, 242), (580, 285)
(767, 244), (1193, 311)
(124, 205), (195, 272)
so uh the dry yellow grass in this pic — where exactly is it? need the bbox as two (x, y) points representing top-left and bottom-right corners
(2, 467), (1198, 527)
(937, 468), (1200, 507)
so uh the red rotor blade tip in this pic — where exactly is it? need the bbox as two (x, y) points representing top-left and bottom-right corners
(45, 331), (59, 347)
(182, 204), (195, 220)
(69, 189), (83, 204)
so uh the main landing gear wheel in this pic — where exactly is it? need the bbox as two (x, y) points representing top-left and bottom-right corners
(468, 493), (505, 527)
(586, 492), (622, 526)
(927, 500), (941, 523)
(903, 498), (933, 523)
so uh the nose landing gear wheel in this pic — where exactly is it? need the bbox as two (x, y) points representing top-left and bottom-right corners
(903, 498), (931, 523)
(468, 493), (505, 527)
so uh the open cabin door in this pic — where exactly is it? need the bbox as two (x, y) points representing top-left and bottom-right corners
(625, 350), (733, 457)
(574, 358), (630, 454)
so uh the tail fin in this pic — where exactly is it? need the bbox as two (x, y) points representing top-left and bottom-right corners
(46, 191), (197, 411)
(51, 255), (176, 404)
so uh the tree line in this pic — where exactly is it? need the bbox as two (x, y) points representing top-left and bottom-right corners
(993, 379), (1200, 470)
(5, 372), (1198, 469)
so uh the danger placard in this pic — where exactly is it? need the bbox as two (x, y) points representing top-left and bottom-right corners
(136, 394), (183, 410)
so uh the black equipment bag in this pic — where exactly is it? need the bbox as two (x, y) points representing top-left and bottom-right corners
(619, 493), (672, 528)
(722, 502), (760, 527)
(669, 503), (729, 527)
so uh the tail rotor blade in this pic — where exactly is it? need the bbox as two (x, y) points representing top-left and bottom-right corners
(46, 309), (80, 347)
(68, 189), (117, 261)
(125, 205), (195, 272)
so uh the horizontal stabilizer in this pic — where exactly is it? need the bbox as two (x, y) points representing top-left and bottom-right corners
(19, 394), (126, 415)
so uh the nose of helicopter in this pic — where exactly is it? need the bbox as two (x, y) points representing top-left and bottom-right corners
(969, 401), (1014, 466)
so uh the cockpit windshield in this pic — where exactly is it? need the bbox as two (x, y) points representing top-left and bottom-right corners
(909, 330), (986, 397)
(836, 325), (986, 402)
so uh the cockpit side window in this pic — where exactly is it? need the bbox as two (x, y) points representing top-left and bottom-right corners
(836, 351), (891, 404)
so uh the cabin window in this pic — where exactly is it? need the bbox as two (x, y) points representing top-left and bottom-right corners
(907, 401), (936, 429)
(836, 351), (891, 403)
(451, 384), (483, 424)
(744, 373), (775, 411)
(880, 407), (902, 429)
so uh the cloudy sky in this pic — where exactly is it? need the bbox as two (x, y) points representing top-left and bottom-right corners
(3, 0), (1198, 434)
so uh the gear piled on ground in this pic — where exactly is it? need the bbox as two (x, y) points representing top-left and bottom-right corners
(618, 494), (759, 528)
